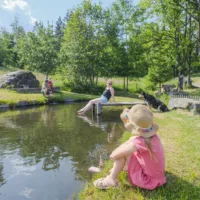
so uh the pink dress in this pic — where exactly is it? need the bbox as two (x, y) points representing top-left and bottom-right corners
(128, 134), (166, 190)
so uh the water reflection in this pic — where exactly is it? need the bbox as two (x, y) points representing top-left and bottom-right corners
(0, 103), (125, 200)
(78, 115), (119, 143)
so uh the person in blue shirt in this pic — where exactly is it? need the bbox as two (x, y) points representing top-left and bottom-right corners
(77, 80), (116, 115)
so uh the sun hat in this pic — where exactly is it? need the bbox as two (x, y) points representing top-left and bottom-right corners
(124, 105), (159, 138)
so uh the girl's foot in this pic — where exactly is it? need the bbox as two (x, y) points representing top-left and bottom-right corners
(77, 110), (85, 115)
(94, 176), (119, 189)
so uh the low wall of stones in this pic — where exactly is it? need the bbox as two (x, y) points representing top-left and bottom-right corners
(168, 96), (200, 114)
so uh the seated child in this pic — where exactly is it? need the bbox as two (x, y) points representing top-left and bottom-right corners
(94, 105), (166, 190)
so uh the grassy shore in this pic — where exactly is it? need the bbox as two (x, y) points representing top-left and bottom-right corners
(0, 89), (139, 107)
(79, 110), (200, 200)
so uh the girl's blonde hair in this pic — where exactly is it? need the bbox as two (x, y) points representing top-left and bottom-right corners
(144, 138), (157, 161)
(107, 80), (112, 85)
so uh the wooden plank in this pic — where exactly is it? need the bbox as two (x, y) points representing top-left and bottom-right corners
(95, 102), (147, 115)
(99, 102), (147, 106)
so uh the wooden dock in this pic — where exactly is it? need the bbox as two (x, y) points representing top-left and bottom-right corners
(92, 102), (147, 115)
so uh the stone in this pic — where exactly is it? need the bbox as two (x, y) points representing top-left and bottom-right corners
(168, 98), (200, 110)
(0, 70), (40, 88)
(188, 103), (200, 115)
(162, 84), (176, 93)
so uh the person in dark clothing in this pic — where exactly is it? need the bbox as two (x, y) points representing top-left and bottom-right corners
(77, 80), (116, 115)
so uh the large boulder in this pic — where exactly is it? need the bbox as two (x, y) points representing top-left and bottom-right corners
(0, 70), (40, 88)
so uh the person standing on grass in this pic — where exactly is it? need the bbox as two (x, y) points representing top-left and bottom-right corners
(77, 80), (116, 115)
(94, 105), (166, 190)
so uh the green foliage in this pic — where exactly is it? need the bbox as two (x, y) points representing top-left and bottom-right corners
(143, 75), (157, 91)
(0, 30), (15, 67)
(55, 16), (65, 51)
(1, 0), (200, 94)
(63, 81), (104, 95)
(157, 93), (170, 105)
(17, 22), (58, 76)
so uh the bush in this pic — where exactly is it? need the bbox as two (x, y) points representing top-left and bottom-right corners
(143, 76), (157, 91)
(63, 81), (104, 95)
(157, 93), (170, 105)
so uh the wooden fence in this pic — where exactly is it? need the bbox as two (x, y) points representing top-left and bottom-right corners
(170, 93), (200, 102)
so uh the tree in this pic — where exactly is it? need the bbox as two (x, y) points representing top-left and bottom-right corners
(10, 16), (25, 67)
(59, 0), (108, 91)
(0, 28), (15, 67)
(55, 17), (65, 51)
(17, 22), (58, 77)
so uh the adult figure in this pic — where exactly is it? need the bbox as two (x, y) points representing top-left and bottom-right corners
(41, 79), (51, 97)
(77, 80), (116, 115)
(48, 78), (54, 92)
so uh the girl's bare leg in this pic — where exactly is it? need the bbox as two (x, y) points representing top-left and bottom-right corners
(105, 157), (126, 182)
(109, 154), (131, 173)
(78, 98), (102, 114)
(94, 157), (126, 188)
(94, 142), (134, 188)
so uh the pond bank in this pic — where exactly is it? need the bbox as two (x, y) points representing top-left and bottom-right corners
(0, 89), (139, 111)
(0, 89), (98, 110)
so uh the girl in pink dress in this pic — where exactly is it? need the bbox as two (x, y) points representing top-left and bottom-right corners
(94, 105), (166, 190)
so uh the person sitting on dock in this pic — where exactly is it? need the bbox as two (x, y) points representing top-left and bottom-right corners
(94, 105), (166, 190)
(77, 80), (116, 115)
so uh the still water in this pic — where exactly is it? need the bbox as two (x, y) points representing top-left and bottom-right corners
(0, 103), (125, 200)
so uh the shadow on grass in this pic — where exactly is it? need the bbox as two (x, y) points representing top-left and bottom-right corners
(114, 90), (139, 99)
(132, 171), (200, 200)
(80, 170), (200, 200)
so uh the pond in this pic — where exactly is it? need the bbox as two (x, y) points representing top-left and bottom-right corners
(0, 103), (126, 200)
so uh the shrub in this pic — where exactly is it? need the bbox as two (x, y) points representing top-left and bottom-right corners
(63, 81), (104, 95)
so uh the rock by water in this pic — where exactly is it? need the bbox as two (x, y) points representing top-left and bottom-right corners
(0, 70), (40, 88)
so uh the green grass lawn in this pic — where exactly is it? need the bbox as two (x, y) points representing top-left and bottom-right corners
(79, 110), (200, 200)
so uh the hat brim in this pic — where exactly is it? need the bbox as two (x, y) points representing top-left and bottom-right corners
(132, 123), (159, 138)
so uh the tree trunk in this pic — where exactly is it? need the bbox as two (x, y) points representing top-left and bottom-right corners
(126, 76), (129, 91)
(95, 75), (98, 86)
(188, 14), (192, 87)
(175, 28), (181, 76)
(159, 82), (161, 93)
(123, 77), (125, 91)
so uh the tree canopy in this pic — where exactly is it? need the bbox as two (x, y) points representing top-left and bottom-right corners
(0, 0), (200, 91)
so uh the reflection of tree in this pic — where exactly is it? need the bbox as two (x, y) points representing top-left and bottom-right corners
(107, 123), (117, 143)
(0, 164), (6, 187)
(78, 115), (120, 143)
(0, 104), (125, 182)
